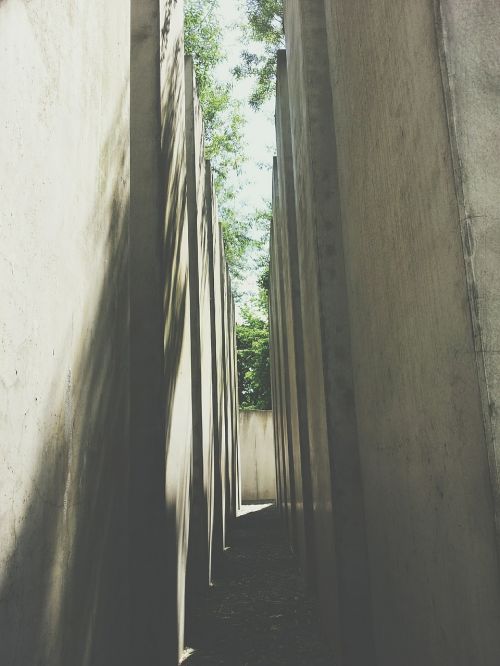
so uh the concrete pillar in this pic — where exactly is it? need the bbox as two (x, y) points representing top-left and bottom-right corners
(268, 236), (285, 516)
(232, 298), (242, 513)
(275, 49), (316, 586)
(223, 264), (233, 529)
(218, 248), (229, 552)
(272, 163), (298, 550)
(321, 0), (500, 663)
(160, 2), (193, 662)
(184, 56), (213, 601)
(0, 2), (130, 663)
(282, 1), (374, 662)
(130, 1), (174, 663)
(205, 161), (223, 571)
(270, 163), (292, 535)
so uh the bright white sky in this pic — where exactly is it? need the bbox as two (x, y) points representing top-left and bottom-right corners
(214, 0), (276, 304)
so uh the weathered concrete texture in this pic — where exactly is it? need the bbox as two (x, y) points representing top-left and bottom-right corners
(205, 163), (227, 569)
(239, 411), (276, 502)
(228, 280), (241, 518)
(274, 50), (315, 586)
(160, 3), (193, 662)
(0, 2), (240, 664)
(436, 0), (500, 547)
(277, 4), (374, 663)
(270, 162), (296, 549)
(0, 1), (130, 664)
(272, 0), (500, 664)
(184, 55), (213, 605)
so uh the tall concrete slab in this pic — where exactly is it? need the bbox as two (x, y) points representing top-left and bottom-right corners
(160, 1), (193, 662)
(230, 297), (242, 513)
(275, 49), (315, 585)
(225, 269), (239, 521)
(216, 244), (229, 556)
(131, 1), (178, 662)
(0, 2), (131, 664)
(221, 263), (232, 535)
(269, 0), (500, 664)
(184, 56), (214, 602)
(281, 1), (375, 662)
(0, 1), (240, 663)
(270, 163), (293, 540)
(320, 1), (500, 664)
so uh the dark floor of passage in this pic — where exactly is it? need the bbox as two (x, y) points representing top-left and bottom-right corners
(184, 505), (334, 665)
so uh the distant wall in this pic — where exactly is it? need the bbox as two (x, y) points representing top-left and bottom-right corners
(239, 411), (276, 502)
(159, 3), (193, 661)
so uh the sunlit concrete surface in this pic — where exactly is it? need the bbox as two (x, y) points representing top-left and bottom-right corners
(0, 1), (239, 664)
(159, 2), (194, 662)
(274, 50), (315, 587)
(185, 54), (214, 602)
(237, 503), (274, 518)
(0, 1), (131, 664)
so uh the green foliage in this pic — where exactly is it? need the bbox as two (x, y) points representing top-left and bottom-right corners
(184, 2), (273, 408)
(184, 0), (252, 279)
(237, 308), (271, 410)
(233, 0), (284, 109)
(237, 252), (271, 410)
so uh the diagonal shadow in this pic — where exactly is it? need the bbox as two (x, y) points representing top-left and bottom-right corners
(0, 88), (131, 666)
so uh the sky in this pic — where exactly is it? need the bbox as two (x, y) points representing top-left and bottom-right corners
(214, 0), (276, 305)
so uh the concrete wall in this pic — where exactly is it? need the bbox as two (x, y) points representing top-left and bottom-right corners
(239, 411), (276, 502)
(205, 163), (225, 569)
(274, 51), (315, 583)
(272, 1), (500, 664)
(184, 55), (213, 604)
(159, 3), (193, 661)
(0, 1), (239, 664)
(0, 2), (131, 664)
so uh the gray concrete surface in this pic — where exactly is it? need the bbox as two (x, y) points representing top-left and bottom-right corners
(0, 2), (131, 664)
(275, 49), (315, 586)
(160, 2), (194, 662)
(0, 2), (239, 664)
(205, 162), (224, 572)
(270, 161), (295, 547)
(324, 0), (500, 663)
(280, 2), (374, 663)
(185, 55), (213, 604)
(271, 0), (500, 664)
(239, 411), (276, 502)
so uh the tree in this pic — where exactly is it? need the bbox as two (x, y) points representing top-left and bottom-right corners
(184, 1), (273, 408)
(237, 306), (271, 410)
(184, 0), (253, 280)
(236, 255), (271, 410)
(233, 0), (284, 109)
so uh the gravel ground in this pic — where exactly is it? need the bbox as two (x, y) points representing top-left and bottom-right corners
(183, 505), (335, 665)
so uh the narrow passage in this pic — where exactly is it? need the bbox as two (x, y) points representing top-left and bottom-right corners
(184, 505), (334, 665)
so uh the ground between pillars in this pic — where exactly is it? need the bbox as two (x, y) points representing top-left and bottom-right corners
(183, 505), (334, 665)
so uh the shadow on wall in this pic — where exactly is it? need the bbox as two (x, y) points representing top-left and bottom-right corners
(160, 1), (193, 661)
(0, 89), (131, 666)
